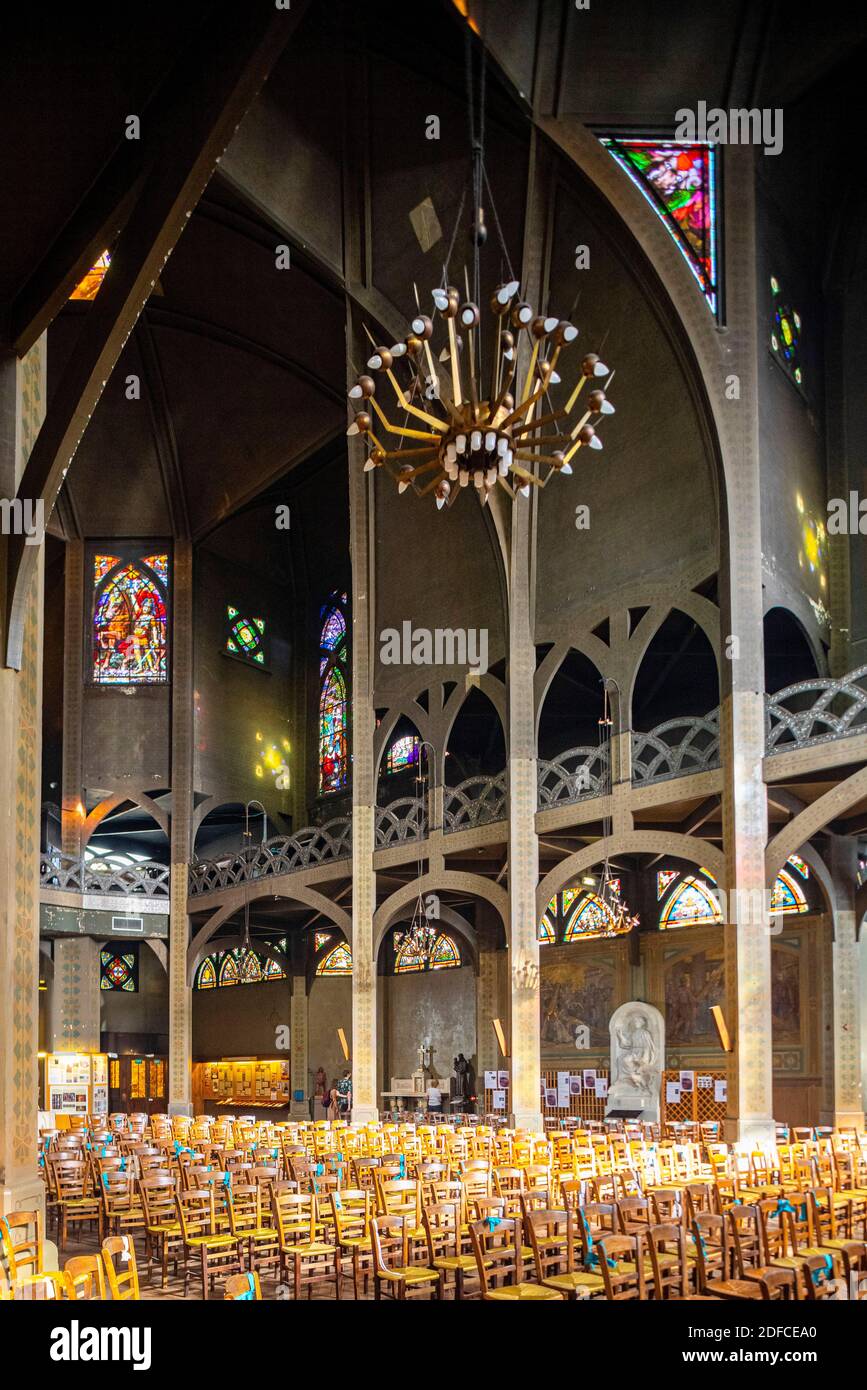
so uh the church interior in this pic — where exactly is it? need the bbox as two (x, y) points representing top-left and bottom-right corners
(2, 0), (867, 1315)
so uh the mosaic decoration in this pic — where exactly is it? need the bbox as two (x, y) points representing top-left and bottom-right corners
(563, 892), (631, 942)
(394, 931), (461, 973)
(316, 941), (353, 976)
(99, 948), (137, 993)
(92, 552), (169, 684)
(657, 869), (679, 899)
(770, 276), (803, 387)
(195, 946), (286, 990)
(319, 594), (349, 795)
(225, 606), (266, 667)
(70, 251), (111, 301)
(386, 734), (420, 773)
(601, 139), (719, 314)
(660, 876), (722, 929)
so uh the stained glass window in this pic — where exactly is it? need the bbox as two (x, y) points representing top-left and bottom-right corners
(657, 869), (679, 899)
(314, 931), (333, 952)
(563, 893), (630, 941)
(92, 552), (168, 685)
(394, 932), (461, 973)
(263, 956), (286, 980)
(197, 957), (217, 989)
(771, 868), (808, 916)
(219, 953), (239, 986)
(787, 854), (809, 880)
(316, 942), (353, 976)
(99, 948), (137, 992)
(225, 606), (266, 667)
(240, 951), (263, 985)
(660, 876), (722, 929)
(770, 276), (803, 387)
(601, 139), (719, 314)
(319, 594), (349, 795)
(196, 946), (286, 989)
(386, 734), (420, 773)
(538, 910), (556, 944)
(70, 251), (111, 302)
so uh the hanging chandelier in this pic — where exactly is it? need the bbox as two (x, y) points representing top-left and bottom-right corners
(347, 30), (616, 510)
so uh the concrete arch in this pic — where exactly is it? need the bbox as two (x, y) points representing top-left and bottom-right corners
(373, 705), (431, 781)
(188, 934), (289, 988)
(81, 790), (170, 848)
(534, 639), (609, 740)
(187, 884), (352, 977)
(373, 872), (509, 957)
(536, 832), (726, 919)
(791, 842), (835, 921)
(766, 766), (867, 882)
(379, 902), (480, 975)
(624, 598), (721, 727)
(441, 683), (507, 778)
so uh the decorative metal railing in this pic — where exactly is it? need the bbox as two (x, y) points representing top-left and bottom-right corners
(375, 797), (427, 846)
(187, 818), (353, 895)
(40, 853), (170, 897)
(766, 665), (867, 753)
(443, 774), (507, 832)
(632, 711), (720, 785)
(537, 746), (609, 808)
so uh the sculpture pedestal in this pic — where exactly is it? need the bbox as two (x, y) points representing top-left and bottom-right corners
(605, 1001), (664, 1127)
(605, 1089), (660, 1125)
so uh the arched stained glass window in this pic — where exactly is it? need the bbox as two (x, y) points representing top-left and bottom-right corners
(219, 953), (240, 986)
(394, 932), (461, 973)
(538, 909), (556, 944)
(660, 876), (722, 929)
(240, 950), (263, 985)
(563, 893), (630, 942)
(317, 942), (352, 976)
(771, 868), (808, 915)
(100, 948), (137, 992)
(319, 593), (349, 795)
(386, 734), (420, 773)
(787, 854), (809, 880)
(196, 957), (217, 989)
(71, 251), (111, 301)
(314, 931), (332, 952)
(601, 139), (719, 314)
(92, 551), (169, 685)
(657, 869), (679, 899)
(263, 956), (286, 980)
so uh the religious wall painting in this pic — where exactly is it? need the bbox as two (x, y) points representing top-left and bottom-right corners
(663, 943), (725, 1045)
(540, 947), (615, 1054)
(771, 937), (801, 1043)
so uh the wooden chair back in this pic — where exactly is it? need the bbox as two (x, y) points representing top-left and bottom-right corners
(102, 1235), (141, 1300)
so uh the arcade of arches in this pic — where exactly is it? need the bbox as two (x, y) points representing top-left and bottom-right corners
(2, 0), (867, 1251)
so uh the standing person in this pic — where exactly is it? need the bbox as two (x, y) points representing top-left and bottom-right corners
(334, 1068), (352, 1120)
(314, 1066), (329, 1116)
(426, 1079), (443, 1114)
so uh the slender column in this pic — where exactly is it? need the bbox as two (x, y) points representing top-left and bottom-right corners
(60, 539), (84, 857)
(49, 938), (101, 1052)
(348, 313), (378, 1124)
(168, 539), (193, 1115)
(0, 338), (46, 1215)
(476, 951), (499, 1092)
(718, 148), (774, 1149)
(289, 975), (309, 1119)
(829, 838), (864, 1130)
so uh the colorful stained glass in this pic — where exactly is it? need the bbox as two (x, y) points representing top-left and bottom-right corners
(394, 932), (460, 973)
(314, 931), (332, 952)
(771, 869), (808, 915)
(563, 893), (629, 941)
(386, 734), (420, 773)
(316, 942), (352, 976)
(225, 606), (266, 666)
(240, 950), (263, 985)
(431, 934), (461, 969)
(196, 958), (217, 989)
(657, 869), (679, 899)
(660, 876), (722, 929)
(770, 277), (802, 387)
(263, 956), (286, 980)
(319, 667), (348, 794)
(561, 887), (578, 912)
(320, 606), (347, 651)
(99, 948), (137, 992)
(787, 854), (809, 880)
(141, 554), (169, 586)
(94, 554), (121, 583)
(70, 251), (111, 302)
(601, 139), (719, 314)
(92, 553), (168, 684)
(219, 953), (239, 986)
(538, 911), (556, 944)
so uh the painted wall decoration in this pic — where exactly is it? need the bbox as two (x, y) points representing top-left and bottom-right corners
(540, 949), (615, 1053)
(663, 944), (725, 1045)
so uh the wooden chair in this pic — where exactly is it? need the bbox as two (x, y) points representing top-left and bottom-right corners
(100, 1170), (145, 1239)
(423, 1200), (478, 1300)
(0, 1209), (43, 1280)
(370, 1214), (440, 1300)
(728, 1204), (797, 1297)
(271, 1191), (339, 1300)
(469, 1216), (562, 1300)
(808, 1188), (867, 1279)
(646, 1223), (716, 1300)
(594, 1233), (645, 1300)
(224, 1270), (262, 1300)
(139, 1173), (182, 1288)
(227, 1182), (279, 1276)
(331, 1189), (374, 1299)
(527, 1208), (604, 1300)
(64, 1254), (107, 1300)
(54, 1159), (102, 1253)
(102, 1235), (141, 1300)
(11, 1270), (72, 1300)
(175, 1188), (241, 1299)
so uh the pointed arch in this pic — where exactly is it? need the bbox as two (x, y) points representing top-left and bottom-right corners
(660, 875), (722, 929)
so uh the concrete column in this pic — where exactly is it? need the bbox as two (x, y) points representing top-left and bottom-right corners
(860, 927), (867, 1118)
(717, 148), (775, 1149)
(0, 338), (46, 1215)
(289, 976), (309, 1119)
(348, 314), (378, 1124)
(60, 539), (84, 858)
(476, 951), (499, 1092)
(168, 539), (193, 1115)
(829, 839), (864, 1130)
(49, 938), (101, 1053)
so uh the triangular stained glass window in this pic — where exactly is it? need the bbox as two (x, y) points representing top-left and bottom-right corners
(601, 139), (719, 315)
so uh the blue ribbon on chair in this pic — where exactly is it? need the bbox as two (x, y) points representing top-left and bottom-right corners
(119, 1157), (127, 1173)
(315, 1163), (324, 1176)
(38, 1155), (45, 1168)
(582, 1213), (616, 1271)
(811, 1255), (833, 1286)
(222, 1173), (231, 1188)
(485, 1217), (501, 1232)
(102, 1173), (110, 1190)
(776, 1199), (795, 1216)
(398, 1155), (406, 1178)
(235, 1272), (257, 1300)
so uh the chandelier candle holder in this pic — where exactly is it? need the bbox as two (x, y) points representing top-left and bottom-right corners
(347, 290), (615, 510)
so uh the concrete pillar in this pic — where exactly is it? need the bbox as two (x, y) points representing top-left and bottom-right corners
(860, 926), (867, 1118)
(0, 338), (46, 1215)
(829, 838), (864, 1130)
(717, 147), (775, 1149)
(49, 938), (101, 1053)
(168, 540), (193, 1115)
(289, 976), (309, 1119)
(347, 314), (378, 1124)
(60, 539), (85, 858)
(476, 951), (499, 1092)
